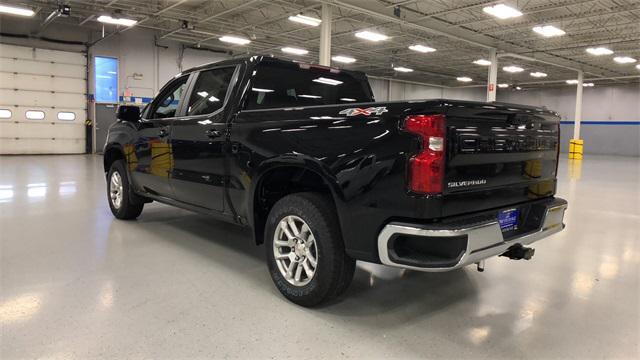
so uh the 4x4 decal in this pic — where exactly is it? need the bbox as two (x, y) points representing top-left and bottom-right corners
(339, 106), (388, 116)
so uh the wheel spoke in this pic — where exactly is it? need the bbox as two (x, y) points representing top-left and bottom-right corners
(306, 251), (317, 267)
(302, 260), (313, 278)
(275, 252), (290, 260)
(287, 217), (300, 236)
(279, 222), (294, 241)
(285, 261), (296, 279)
(294, 263), (303, 282)
(306, 233), (315, 247)
(274, 239), (291, 248)
(300, 223), (310, 238)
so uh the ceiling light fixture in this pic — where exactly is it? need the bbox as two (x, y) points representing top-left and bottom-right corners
(355, 31), (388, 42)
(503, 65), (524, 73)
(473, 59), (492, 66)
(0, 4), (34, 16)
(636, 64), (640, 70)
(530, 72), (547, 78)
(97, 15), (137, 27)
(586, 47), (613, 56)
(219, 35), (251, 45)
(457, 77), (473, 82)
(566, 79), (579, 85)
(482, 4), (523, 19)
(288, 14), (321, 26)
(332, 55), (356, 63)
(281, 47), (308, 55)
(408, 44), (436, 53)
(498, 83), (509, 88)
(393, 66), (413, 72)
(532, 25), (566, 37)
(583, 83), (594, 87)
(516, 86), (522, 90)
(613, 56), (637, 64)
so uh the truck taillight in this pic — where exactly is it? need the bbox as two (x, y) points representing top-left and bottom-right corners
(405, 114), (446, 194)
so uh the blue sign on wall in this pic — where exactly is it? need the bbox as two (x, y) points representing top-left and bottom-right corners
(95, 56), (118, 103)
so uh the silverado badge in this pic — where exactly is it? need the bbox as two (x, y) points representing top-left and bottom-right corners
(339, 107), (388, 116)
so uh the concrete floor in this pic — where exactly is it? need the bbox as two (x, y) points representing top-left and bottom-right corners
(1, 154), (638, 359)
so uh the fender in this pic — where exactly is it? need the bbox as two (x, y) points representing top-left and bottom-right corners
(246, 153), (350, 244)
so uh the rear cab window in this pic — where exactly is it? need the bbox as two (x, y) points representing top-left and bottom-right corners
(244, 60), (374, 110)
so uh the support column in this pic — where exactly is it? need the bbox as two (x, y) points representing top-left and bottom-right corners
(573, 70), (583, 140)
(319, 4), (332, 66)
(569, 70), (584, 159)
(487, 48), (498, 102)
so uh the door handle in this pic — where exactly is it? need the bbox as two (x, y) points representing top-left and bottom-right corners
(158, 128), (168, 138)
(205, 129), (222, 139)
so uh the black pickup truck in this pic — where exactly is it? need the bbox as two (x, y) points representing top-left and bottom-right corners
(104, 56), (567, 306)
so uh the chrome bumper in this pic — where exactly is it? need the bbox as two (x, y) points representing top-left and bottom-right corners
(377, 199), (568, 272)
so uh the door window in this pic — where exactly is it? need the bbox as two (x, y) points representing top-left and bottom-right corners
(149, 75), (189, 119)
(185, 67), (236, 116)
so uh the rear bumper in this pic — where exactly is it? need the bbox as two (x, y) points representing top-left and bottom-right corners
(377, 198), (567, 272)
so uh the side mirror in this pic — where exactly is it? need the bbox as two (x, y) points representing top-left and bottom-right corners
(116, 105), (140, 122)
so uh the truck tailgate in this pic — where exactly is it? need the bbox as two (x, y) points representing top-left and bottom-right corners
(442, 101), (560, 217)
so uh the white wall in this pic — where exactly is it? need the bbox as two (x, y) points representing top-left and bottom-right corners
(89, 27), (229, 101)
(499, 84), (640, 156)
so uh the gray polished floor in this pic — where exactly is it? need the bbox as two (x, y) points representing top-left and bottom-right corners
(1, 154), (638, 359)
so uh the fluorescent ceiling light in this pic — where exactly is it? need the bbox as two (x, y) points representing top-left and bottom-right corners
(586, 47), (613, 56)
(408, 44), (436, 53)
(299, 94), (322, 99)
(566, 79), (579, 84)
(613, 56), (636, 64)
(583, 83), (594, 87)
(532, 25), (565, 37)
(483, 4), (523, 19)
(457, 77), (473, 82)
(636, 64), (640, 70)
(473, 59), (492, 66)
(355, 31), (388, 42)
(340, 98), (357, 102)
(281, 47), (308, 55)
(97, 15), (137, 27)
(197, 91), (208, 97)
(288, 14), (321, 26)
(219, 35), (251, 45)
(516, 86), (522, 90)
(503, 65), (524, 73)
(252, 87), (274, 92)
(530, 72), (547, 78)
(498, 83), (509, 88)
(208, 96), (220, 102)
(332, 55), (356, 63)
(313, 77), (343, 86)
(393, 66), (413, 72)
(0, 4), (34, 16)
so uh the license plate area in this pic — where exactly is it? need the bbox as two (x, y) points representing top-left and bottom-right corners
(498, 208), (519, 232)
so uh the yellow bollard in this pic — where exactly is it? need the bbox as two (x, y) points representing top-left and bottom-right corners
(569, 139), (584, 159)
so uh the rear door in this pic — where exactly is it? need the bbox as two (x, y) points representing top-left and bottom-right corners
(132, 74), (190, 197)
(169, 65), (238, 211)
(442, 101), (560, 216)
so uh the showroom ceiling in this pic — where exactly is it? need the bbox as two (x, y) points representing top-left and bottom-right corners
(9, 0), (640, 88)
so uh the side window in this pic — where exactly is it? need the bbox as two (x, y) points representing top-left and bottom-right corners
(186, 67), (236, 116)
(148, 75), (189, 119)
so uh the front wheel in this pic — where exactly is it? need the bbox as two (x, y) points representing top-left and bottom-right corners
(107, 160), (144, 220)
(265, 192), (355, 307)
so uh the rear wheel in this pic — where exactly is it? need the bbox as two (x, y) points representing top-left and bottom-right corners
(107, 160), (144, 220)
(265, 192), (355, 307)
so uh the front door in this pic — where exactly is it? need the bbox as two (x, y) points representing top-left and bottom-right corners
(170, 66), (237, 211)
(132, 74), (190, 197)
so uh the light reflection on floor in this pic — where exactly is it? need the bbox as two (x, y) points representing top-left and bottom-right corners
(0, 154), (638, 359)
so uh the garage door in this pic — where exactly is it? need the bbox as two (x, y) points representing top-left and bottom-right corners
(0, 44), (87, 154)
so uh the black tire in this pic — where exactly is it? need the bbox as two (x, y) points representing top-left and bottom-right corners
(265, 192), (356, 307)
(107, 160), (144, 220)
